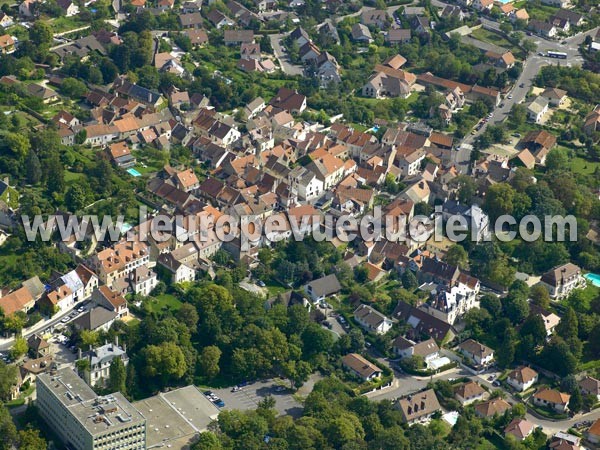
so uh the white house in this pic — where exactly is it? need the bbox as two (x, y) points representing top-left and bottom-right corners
(304, 274), (342, 303)
(354, 304), (393, 335)
(454, 381), (487, 405)
(458, 339), (494, 367)
(533, 388), (570, 413)
(527, 97), (549, 123)
(540, 263), (585, 299)
(392, 336), (439, 368)
(507, 366), (538, 392)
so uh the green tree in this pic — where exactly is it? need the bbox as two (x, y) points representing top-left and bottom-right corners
(10, 336), (28, 360)
(30, 22), (53, 47)
(60, 77), (88, 98)
(198, 345), (221, 380)
(18, 428), (47, 450)
(545, 148), (569, 172)
(484, 183), (515, 220)
(0, 361), (17, 401)
(142, 342), (187, 382)
(496, 329), (516, 368)
(192, 432), (222, 450)
(0, 403), (17, 450)
(568, 387), (582, 413)
(65, 184), (88, 212)
(25, 151), (42, 184)
(401, 270), (418, 290)
(45, 154), (65, 196)
(522, 39), (537, 55)
(556, 306), (578, 341)
(109, 357), (127, 395)
(529, 284), (550, 309)
(444, 244), (468, 269)
(176, 303), (199, 332)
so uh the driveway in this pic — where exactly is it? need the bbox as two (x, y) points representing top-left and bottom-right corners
(210, 378), (304, 418)
(269, 34), (304, 76)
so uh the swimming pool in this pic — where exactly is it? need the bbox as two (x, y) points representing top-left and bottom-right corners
(127, 168), (142, 177)
(584, 273), (600, 287)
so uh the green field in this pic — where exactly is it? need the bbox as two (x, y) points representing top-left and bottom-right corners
(145, 294), (183, 313)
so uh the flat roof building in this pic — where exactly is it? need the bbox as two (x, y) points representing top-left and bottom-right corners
(37, 368), (146, 450)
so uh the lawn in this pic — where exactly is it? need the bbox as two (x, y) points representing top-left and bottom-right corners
(470, 28), (524, 60)
(49, 16), (88, 34)
(145, 293), (183, 313)
(265, 277), (287, 297)
(569, 156), (600, 175)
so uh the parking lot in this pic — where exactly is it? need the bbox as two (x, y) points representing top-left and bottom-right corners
(211, 379), (303, 418)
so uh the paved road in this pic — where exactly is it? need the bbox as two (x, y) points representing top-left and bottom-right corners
(0, 303), (88, 352)
(269, 33), (304, 76)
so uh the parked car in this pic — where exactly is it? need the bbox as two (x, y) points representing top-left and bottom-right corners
(492, 380), (501, 387)
(323, 321), (332, 329)
(274, 386), (286, 392)
(214, 399), (225, 408)
(231, 386), (241, 392)
(257, 280), (266, 287)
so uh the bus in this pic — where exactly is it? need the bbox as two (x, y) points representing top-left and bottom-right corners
(547, 51), (567, 59)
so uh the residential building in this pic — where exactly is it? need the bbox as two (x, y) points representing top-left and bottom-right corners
(0, 34), (15, 54)
(583, 105), (600, 136)
(458, 339), (494, 367)
(454, 381), (486, 405)
(303, 274), (341, 303)
(578, 376), (600, 401)
(108, 141), (136, 169)
(533, 388), (570, 413)
(588, 419), (600, 445)
(474, 0), (493, 11)
(393, 300), (457, 343)
(527, 97), (549, 123)
(88, 241), (150, 288)
(474, 398), (511, 418)
(224, 29), (254, 45)
(397, 389), (441, 424)
(0, 286), (35, 317)
(354, 304), (393, 335)
(351, 23), (373, 43)
(56, 0), (79, 16)
(506, 366), (538, 392)
(84, 340), (129, 387)
(386, 29), (411, 45)
(178, 12), (203, 29)
(157, 252), (197, 284)
(341, 353), (382, 381)
(540, 0), (570, 7)
(37, 368), (146, 450)
(0, 13), (14, 28)
(529, 19), (557, 38)
(92, 286), (129, 319)
(72, 306), (118, 332)
(269, 87), (307, 114)
(27, 334), (50, 358)
(392, 337), (439, 368)
(361, 9), (388, 28)
(505, 419), (535, 441)
(540, 263), (585, 299)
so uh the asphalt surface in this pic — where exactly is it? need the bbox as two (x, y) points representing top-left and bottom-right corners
(210, 378), (308, 418)
(269, 33), (304, 76)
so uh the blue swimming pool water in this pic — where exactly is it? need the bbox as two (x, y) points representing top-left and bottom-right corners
(584, 273), (600, 287)
(127, 168), (142, 177)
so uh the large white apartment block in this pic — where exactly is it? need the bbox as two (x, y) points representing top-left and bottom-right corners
(37, 368), (146, 450)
